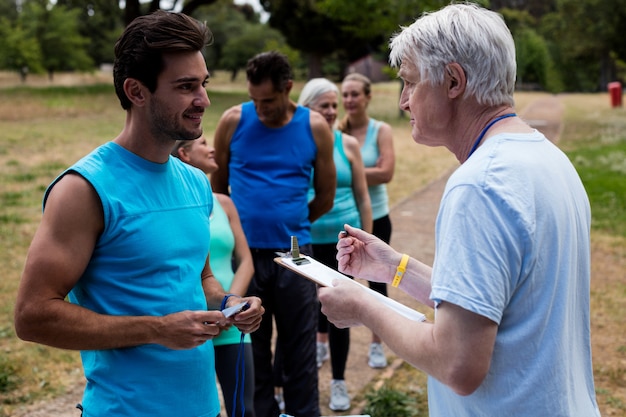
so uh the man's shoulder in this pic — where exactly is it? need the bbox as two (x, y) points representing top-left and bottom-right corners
(308, 110), (333, 142)
(308, 107), (328, 127)
(219, 103), (244, 124)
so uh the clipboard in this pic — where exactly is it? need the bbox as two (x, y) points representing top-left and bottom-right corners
(274, 253), (426, 323)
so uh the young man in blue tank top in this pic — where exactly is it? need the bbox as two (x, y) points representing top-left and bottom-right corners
(14, 11), (264, 417)
(212, 51), (336, 417)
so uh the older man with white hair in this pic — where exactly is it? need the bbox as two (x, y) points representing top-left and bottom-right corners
(319, 3), (601, 416)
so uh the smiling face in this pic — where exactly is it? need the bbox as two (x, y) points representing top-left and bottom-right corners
(308, 91), (338, 129)
(341, 79), (370, 117)
(179, 136), (218, 174)
(148, 51), (211, 143)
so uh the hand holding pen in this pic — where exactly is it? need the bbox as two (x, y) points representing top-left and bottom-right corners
(336, 224), (399, 284)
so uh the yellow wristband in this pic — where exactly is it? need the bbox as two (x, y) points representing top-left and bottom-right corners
(391, 254), (409, 288)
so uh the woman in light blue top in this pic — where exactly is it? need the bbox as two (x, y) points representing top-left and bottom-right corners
(173, 137), (256, 417)
(299, 78), (372, 412)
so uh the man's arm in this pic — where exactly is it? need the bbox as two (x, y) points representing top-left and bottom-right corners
(211, 105), (241, 195)
(319, 279), (497, 395)
(308, 110), (336, 223)
(15, 173), (224, 351)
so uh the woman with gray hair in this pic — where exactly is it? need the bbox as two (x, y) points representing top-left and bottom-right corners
(300, 77), (372, 411)
(320, 3), (600, 416)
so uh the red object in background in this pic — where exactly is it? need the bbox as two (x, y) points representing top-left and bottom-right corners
(608, 81), (622, 108)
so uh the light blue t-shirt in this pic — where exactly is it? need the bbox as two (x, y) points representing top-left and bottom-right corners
(45, 142), (220, 417)
(428, 131), (599, 416)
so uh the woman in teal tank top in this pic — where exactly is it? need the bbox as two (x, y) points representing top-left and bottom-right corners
(172, 136), (256, 417)
(339, 73), (395, 369)
(297, 78), (373, 412)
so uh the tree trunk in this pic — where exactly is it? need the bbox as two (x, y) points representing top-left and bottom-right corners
(307, 52), (323, 79)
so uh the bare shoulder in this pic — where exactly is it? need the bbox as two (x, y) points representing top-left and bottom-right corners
(214, 192), (236, 215)
(214, 105), (243, 148)
(309, 110), (333, 144)
(309, 108), (329, 129)
(219, 104), (243, 125)
(378, 120), (393, 136)
(42, 172), (104, 241)
(341, 132), (361, 152)
(215, 192), (233, 208)
(49, 172), (101, 210)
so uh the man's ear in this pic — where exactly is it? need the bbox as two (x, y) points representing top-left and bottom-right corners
(123, 78), (147, 106)
(445, 63), (466, 99)
(284, 79), (293, 95)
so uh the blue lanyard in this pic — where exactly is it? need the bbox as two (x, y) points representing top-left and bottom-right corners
(467, 113), (516, 159)
(232, 333), (247, 417)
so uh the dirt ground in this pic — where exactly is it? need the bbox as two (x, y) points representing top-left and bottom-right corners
(15, 95), (618, 417)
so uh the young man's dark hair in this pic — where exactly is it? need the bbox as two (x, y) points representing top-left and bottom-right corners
(113, 10), (212, 110)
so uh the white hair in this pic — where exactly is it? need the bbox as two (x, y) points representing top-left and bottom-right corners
(389, 3), (516, 107)
(298, 78), (339, 107)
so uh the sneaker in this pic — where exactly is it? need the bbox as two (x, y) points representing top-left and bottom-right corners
(368, 342), (388, 368)
(329, 379), (351, 411)
(274, 389), (285, 412)
(316, 342), (329, 368)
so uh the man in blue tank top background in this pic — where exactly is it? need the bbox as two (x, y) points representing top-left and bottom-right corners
(212, 51), (336, 417)
(14, 11), (264, 417)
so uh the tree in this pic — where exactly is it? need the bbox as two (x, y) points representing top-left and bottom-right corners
(121, 0), (219, 25)
(57, 0), (123, 66)
(540, 0), (626, 91)
(0, 16), (44, 82)
(20, 0), (93, 80)
(259, 0), (448, 79)
(0, 0), (19, 21)
(194, 0), (261, 73)
(219, 24), (298, 80)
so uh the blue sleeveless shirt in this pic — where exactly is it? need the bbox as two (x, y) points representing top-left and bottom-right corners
(44, 142), (220, 417)
(228, 101), (317, 248)
(309, 130), (361, 243)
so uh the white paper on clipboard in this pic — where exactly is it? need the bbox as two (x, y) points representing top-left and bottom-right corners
(275, 255), (426, 322)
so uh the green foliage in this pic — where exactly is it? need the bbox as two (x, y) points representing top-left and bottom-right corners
(56, 0), (123, 65)
(515, 27), (563, 92)
(363, 385), (418, 417)
(0, 356), (19, 394)
(219, 25), (290, 79)
(195, 0), (252, 72)
(0, 0), (94, 79)
(0, 16), (44, 75)
(194, 0), (298, 80)
(539, 0), (626, 91)
(24, 1), (94, 76)
(262, 0), (448, 78)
